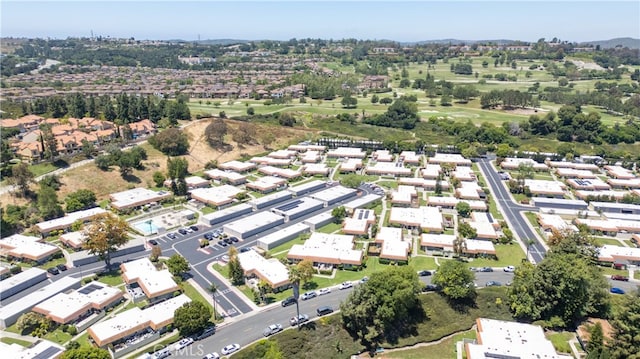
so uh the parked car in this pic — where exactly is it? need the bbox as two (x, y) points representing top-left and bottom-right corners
(338, 281), (353, 290)
(359, 276), (369, 283)
(223, 237), (233, 244)
(418, 270), (432, 277)
(240, 247), (252, 253)
(217, 240), (227, 247)
(318, 288), (331, 296)
(167, 233), (177, 239)
(610, 287), (626, 295)
(148, 240), (158, 246)
(204, 232), (214, 240)
(174, 337), (194, 351)
(220, 344), (240, 355)
(289, 314), (309, 326)
(190, 225), (199, 232)
(479, 267), (494, 272)
(423, 284), (441, 292)
(300, 291), (317, 300)
(47, 267), (60, 275)
(281, 296), (297, 307)
(152, 348), (171, 359)
(316, 306), (334, 316)
(263, 323), (283, 337)
(230, 236), (239, 243)
(202, 353), (220, 359)
(485, 281), (502, 287)
(56, 264), (68, 271)
(503, 266), (515, 273)
(611, 274), (629, 281)
(195, 326), (216, 340)
(178, 228), (188, 235)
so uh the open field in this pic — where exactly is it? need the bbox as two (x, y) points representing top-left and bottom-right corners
(381, 329), (476, 359)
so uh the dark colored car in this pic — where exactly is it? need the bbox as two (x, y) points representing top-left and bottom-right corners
(148, 240), (158, 246)
(485, 281), (502, 287)
(218, 240), (228, 247)
(423, 284), (440, 292)
(47, 267), (60, 275)
(178, 228), (188, 235)
(281, 296), (297, 307)
(204, 232), (214, 240)
(190, 225), (199, 231)
(610, 287), (625, 295)
(56, 264), (68, 271)
(479, 267), (494, 272)
(316, 306), (334, 316)
(611, 274), (629, 281)
(195, 326), (216, 340)
(240, 247), (251, 253)
(167, 233), (177, 239)
(230, 236), (239, 243)
(223, 237), (233, 244)
(418, 270), (432, 277)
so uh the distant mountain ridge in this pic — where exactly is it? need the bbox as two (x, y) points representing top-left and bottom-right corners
(579, 37), (640, 49)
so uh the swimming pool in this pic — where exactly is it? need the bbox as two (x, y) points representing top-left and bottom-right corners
(132, 220), (160, 236)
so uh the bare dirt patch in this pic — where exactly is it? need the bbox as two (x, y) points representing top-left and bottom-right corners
(1, 120), (317, 204)
(501, 107), (548, 116)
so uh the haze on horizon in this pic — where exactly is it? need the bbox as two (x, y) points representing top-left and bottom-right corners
(1, 1), (639, 43)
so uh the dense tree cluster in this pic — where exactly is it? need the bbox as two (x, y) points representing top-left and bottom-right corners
(148, 128), (190, 156)
(364, 96), (419, 129)
(174, 301), (212, 337)
(340, 266), (424, 351)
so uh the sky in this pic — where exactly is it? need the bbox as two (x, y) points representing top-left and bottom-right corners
(1, 1), (639, 43)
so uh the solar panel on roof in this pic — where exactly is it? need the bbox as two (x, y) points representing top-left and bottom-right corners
(276, 199), (302, 212)
(77, 283), (102, 295)
(357, 211), (363, 220)
(32, 346), (63, 359)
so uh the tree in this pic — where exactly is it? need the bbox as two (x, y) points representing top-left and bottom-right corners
(297, 259), (315, 289)
(166, 254), (190, 278)
(174, 301), (212, 337)
(7, 162), (34, 196)
(278, 113), (296, 127)
(257, 279), (272, 304)
(331, 206), (347, 224)
(150, 245), (162, 262)
(83, 213), (129, 270)
(341, 93), (358, 108)
(37, 185), (64, 220)
(371, 94), (379, 104)
(148, 128), (189, 156)
(458, 222), (477, 239)
(431, 260), (476, 302)
(60, 347), (111, 359)
(153, 171), (166, 188)
(39, 123), (58, 160)
(247, 107), (255, 116)
(16, 312), (47, 334)
(507, 251), (609, 328)
(495, 143), (514, 158)
(208, 283), (219, 320)
(81, 139), (97, 158)
(455, 202), (471, 218)
(608, 289), (640, 359)
(228, 246), (245, 285)
(65, 189), (97, 212)
(339, 174), (365, 188)
(588, 322), (605, 353)
(39, 174), (62, 190)
(205, 118), (228, 148)
(94, 155), (111, 171)
(340, 266), (424, 352)
(167, 157), (189, 181)
(232, 122), (257, 146)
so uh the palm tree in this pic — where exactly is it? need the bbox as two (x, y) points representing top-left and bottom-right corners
(453, 236), (467, 258)
(288, 265), (303, 329)
(208, 283), (218, 320)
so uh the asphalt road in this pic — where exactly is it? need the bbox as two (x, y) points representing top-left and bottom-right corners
(477, 158), (547, 263)
(171, 271), (517, 358)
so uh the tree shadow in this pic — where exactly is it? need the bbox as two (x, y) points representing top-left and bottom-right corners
(122, 173), (141, 183)
(302, 281), (318, 290)
(445, 294), (478, 314)
(53, 159), (69, 168)
(299, 321), (317, 331)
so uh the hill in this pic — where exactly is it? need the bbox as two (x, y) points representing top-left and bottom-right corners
(580, 37), (640, 49)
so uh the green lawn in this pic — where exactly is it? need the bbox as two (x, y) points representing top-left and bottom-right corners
(96, 270), (125, 287)
(384, 329), (476, 359)
(487, 196), (504, 220)
(635, 270), (640, 280)
(267, 236), (306, 256)
(39, 256), (68, 270)
(546, 331), (574, 354)
(462, 243), (525, 268)
(234, 287), (512, 359)
(409, 256), (438, 271)
(0, 337), (33, 347)
(599, 265), (627, 276)
(75, 331), (93, 348)
(29, 162), (61, 177)
(180, 281), (219, 322)
(378, 180), (399, 190)
(594, 237), (624, 247)
(43, 328), (73, 345)
(316, 222), (342, 234)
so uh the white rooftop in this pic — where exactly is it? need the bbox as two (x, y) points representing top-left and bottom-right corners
(121, 258), (178, 298)
(224, 211), (283, 234)
(389, 206), (443, 231)
(190, 184), (243, 205)
(376, 227), (410, 260)
(524, 179), (565, 195)
(237, 250), (290, 287)
(288, 232), (363, 265)
(311, 185), (356, 203)
(0, 234), (60, 260)
(428, 153), (471, 166)
(219, 160), (256, 172)
(110, 188), (171, 209)
(366, 161), (412, 176)
(327, 147), (366, 158)
(36, 207), (108, 232)
(467, 318), (571, 359)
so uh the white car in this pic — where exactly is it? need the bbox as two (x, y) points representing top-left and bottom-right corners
(203, 353), (220, 359)
(173, 337), (194, 351)
(300, 290), (317, 300)
(503, 265), (516, 273)
(263, 323), (283, 337)
(318, 288), (331, 296)
(221, 343), (240, 355)
(338, 281), (353, 290)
